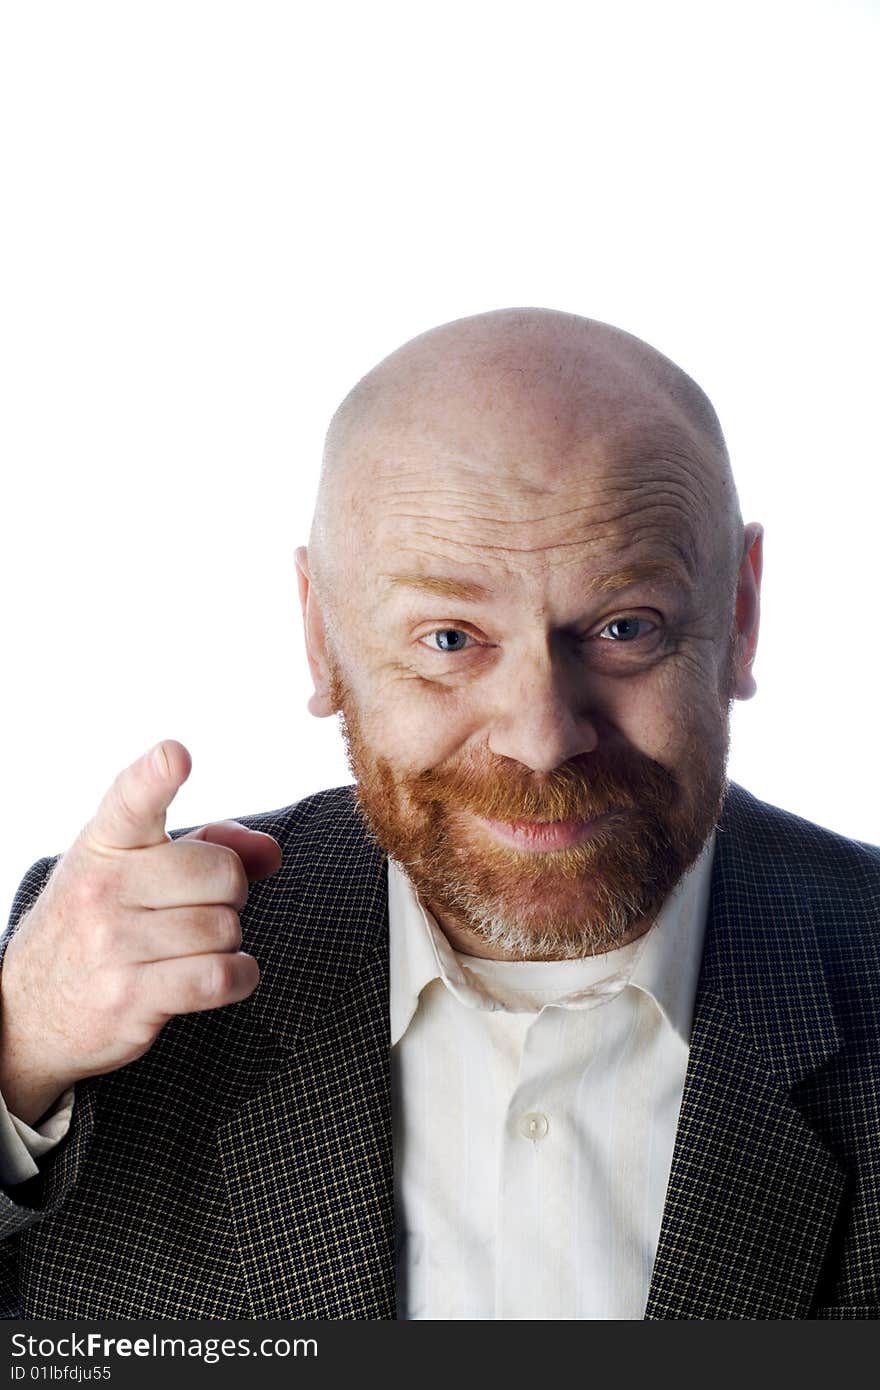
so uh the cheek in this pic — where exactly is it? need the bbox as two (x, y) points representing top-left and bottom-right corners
(608, 662), (724, 766)
(348, 663), (480, 772)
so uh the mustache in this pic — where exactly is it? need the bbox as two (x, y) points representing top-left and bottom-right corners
(402, 745), (680, 823)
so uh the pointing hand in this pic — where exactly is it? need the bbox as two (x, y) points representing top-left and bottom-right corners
(0, 741), (282, 1125)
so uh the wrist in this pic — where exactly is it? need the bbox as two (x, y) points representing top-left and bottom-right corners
(0, 994), (73, 1128)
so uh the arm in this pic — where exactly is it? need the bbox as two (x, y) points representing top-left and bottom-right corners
(0, 854), (98, 1241)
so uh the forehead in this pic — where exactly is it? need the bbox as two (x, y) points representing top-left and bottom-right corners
(350, 420), (720, 592)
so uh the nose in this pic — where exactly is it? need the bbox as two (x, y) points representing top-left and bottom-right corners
(487, 651), (600, 773)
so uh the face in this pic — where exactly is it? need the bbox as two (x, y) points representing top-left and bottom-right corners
(299, 388), (762, 960)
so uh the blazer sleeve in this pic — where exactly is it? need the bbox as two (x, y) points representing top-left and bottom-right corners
(0, 856), (99, 1256)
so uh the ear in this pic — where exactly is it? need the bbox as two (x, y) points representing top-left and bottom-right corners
(731, 522), (764, 701)
(295, 546), (339, 717)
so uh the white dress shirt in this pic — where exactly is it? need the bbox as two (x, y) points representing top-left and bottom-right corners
(2, 834), (714, 1322)
(390, 833), (715, 1319)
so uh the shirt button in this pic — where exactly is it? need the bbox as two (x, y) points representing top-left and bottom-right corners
(520, 1111), (549, 1141)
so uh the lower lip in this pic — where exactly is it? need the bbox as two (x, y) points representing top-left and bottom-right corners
(477, 814), (611, 851)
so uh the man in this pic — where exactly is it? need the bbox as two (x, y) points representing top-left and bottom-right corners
(0, 307), (877, 1319)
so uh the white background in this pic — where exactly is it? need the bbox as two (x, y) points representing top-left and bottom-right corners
(2, 0), (878, 918)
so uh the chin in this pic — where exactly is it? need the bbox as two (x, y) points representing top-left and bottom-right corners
(430, 869), (650, 959)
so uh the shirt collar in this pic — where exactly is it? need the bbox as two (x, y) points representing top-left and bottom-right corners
(389, 832), (715, 1047)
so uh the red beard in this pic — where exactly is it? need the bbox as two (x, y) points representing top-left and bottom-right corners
(331, 667), (728, 958)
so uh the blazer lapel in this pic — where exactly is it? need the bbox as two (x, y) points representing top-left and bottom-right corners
(215, 954), (395, 1319)
(645, 783), (846, 1319)
(212, 788), (396, 1319)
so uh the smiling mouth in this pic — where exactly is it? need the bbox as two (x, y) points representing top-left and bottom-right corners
(475, 813), (614, 852)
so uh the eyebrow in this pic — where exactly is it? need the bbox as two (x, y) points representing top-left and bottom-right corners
(379, 572), (493, 603)
(586, 561), (692, 594)
(379, 561), (690, 605)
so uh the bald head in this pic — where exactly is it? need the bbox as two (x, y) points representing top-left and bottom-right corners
(308, 307), (742, 607)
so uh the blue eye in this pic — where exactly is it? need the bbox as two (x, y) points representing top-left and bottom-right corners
(598, 617), (655, 642)
(423, 629), (474, 652)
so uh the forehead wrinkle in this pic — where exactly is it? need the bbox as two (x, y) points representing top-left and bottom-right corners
(362, 445), (717, 523)
(381, 491), (704, 570)
(376, 480), (710, 532)
(361, 467), (563, 517)
(353, 447), (720, 601)
(378, 528), (702, 599)
(604, 425), (728, 515)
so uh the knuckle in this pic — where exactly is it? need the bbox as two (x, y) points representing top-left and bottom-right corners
(90, 916), (120, 959)
(121, 1027), (159, 1060)
(99, 968), (137, 1017)
(204, 954), (235, 1003)
(70, 867), (106, 912)
(70, 853), (124, 916)
(243, 954), (260, 991)
(217, 845), (248, 906)
(215, 906), (242, 952)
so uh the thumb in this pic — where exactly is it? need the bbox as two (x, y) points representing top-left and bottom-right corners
(85, 740), (192, 852)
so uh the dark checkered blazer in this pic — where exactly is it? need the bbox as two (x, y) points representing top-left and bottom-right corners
(0, 781), (878, 1320)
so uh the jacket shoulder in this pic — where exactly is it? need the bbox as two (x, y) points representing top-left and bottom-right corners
(720, 783), (880, 972)
(722, 782), (880, 885)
